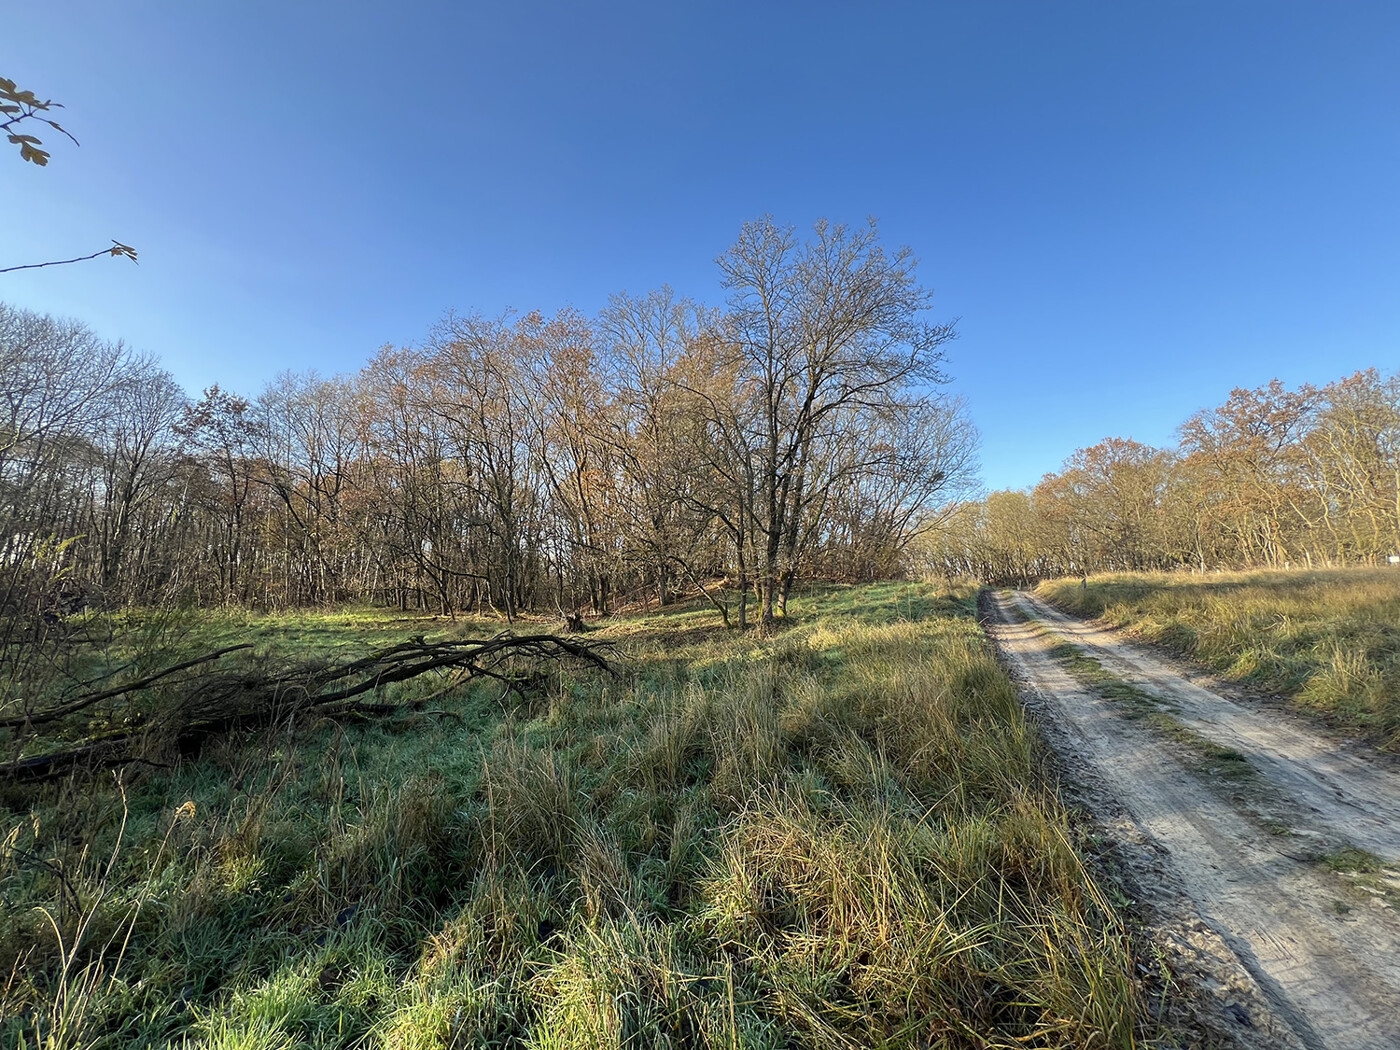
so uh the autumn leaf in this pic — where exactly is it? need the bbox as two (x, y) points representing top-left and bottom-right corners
(18, 141), (49, 165)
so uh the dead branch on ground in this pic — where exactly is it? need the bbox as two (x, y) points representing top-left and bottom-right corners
(1, 633), (615, 782)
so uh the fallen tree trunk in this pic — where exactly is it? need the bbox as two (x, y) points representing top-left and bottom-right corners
(2, 632), (615, 782)
(0, 644), (255, 731)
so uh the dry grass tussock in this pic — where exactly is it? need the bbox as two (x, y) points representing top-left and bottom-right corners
(1039, 567), (1400, 748)
(0, 581), (1147, 1048)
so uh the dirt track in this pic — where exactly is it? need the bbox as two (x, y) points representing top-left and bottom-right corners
(987, 590), (1400, 1050)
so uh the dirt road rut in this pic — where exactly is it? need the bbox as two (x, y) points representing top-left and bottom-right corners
(987, 590), (1400, 1050)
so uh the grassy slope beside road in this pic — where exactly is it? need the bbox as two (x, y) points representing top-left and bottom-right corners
(0, 583), (1142, 1050)
(1038, 568), (1400, 749)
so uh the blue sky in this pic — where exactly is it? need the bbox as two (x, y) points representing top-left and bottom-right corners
(3, 2), (1397, 491)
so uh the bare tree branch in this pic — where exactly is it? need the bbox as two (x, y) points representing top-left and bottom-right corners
(0, 242), (138, 275)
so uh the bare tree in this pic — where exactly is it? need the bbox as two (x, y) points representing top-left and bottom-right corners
(87, 358), (187, 595)
(717, 217), (957, 627)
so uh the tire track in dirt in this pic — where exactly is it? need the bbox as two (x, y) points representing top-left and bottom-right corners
(987, 590), (1400, 1050)
(1015, 590), (1400, 862)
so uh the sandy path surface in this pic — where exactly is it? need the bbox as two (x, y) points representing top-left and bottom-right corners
(1016, 590), (1400, 862)
(987, 590), (1400, 1050)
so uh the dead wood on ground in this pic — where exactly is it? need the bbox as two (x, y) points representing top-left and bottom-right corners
(1, 633), (615, 782)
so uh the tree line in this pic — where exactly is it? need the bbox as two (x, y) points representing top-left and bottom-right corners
(927, 370), (1400, 582)
(0, 218), (977, 632)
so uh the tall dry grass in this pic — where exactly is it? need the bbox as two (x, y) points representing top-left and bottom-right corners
(1038, 567), (1400, 747)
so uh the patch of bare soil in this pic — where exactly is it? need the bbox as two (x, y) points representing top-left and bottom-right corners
(986, 590), (1400, 1050)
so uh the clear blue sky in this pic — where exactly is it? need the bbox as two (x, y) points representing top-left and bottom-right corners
(4, 2), (1397, 491)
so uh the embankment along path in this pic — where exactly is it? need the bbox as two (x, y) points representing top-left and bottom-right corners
(987, 590), (1400, 1050)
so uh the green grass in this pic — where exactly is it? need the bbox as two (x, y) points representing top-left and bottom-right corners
(111, 603), (507, 660)
(1037, 568), (1400, 749)
(1318, 846), (1384, 875)
(0, 582), (1147, 1049)
(1314, 847), (1398, 908)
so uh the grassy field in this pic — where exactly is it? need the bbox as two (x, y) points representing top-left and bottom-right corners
(1037, 568), (1400, 749)
(0, 583), (1143, 1049)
